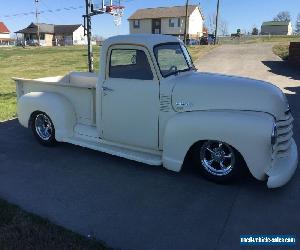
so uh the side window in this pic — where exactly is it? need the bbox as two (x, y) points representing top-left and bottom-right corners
(133, 20), (140, 28)
(169, 18), (181, 28)
(109, 49), (154, 80)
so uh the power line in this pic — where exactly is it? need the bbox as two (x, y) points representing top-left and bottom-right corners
(0, 5), (84, 19)
(39, 0), (65, 23)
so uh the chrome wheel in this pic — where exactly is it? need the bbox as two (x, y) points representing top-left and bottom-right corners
(34, 114), (53, 141)
(200, 141), (235, 176)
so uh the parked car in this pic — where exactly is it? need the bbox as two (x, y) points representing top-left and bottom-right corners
(200, 36), (208, 45)
(13, 34), (298, 188)
(208, 34), (215, 44)
(187, 38), (200, 45)
(200, 34), (215, 45)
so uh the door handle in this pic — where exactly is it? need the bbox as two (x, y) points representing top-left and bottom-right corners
(102, 86), (114, 92)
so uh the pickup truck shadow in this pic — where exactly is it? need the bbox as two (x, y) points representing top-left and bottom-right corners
(261, 61), (300, 81)
(1, 119), (299, 250)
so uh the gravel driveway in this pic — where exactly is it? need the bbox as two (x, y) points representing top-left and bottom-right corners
(0, 43), (300, 250)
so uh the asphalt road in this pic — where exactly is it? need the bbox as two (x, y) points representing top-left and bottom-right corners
(195, 43), (300, 94)
(1, 43), (300, 250)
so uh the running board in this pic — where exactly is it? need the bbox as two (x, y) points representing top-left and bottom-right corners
(64, 137), (163, 166)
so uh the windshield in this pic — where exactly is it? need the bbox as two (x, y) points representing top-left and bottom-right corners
(154, 43), (194, 77)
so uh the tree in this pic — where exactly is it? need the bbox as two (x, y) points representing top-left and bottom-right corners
(219, 20), (228, 36)
(252, 26), (259, 35)
(273, 11), (291, 22)
(207, 14), (216, 34)
(295, 14), (300, 34)
(206, 13), (228, 36)
(91, 35), (105, 42)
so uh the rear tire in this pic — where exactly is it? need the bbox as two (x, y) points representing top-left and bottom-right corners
(31, 112), (57, 146)
(192, 140), (245, 184)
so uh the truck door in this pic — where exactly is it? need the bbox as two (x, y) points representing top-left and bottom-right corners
(101, 45), (159, 150)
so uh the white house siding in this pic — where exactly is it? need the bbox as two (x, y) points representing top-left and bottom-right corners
(188, 8), (203, 37)
(0, 33), (10, 39)
(73, 26), (87, 45)
(288, 23), (293, 35)
(129, 19), (152, 34)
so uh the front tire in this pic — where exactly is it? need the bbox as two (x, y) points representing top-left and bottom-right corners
(31, 112), (57, 146)
(193, 140), (245, 184)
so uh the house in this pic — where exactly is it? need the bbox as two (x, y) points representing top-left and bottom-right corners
(0, 21), (14, 45)
(128, 5), (204, 40)
(15, 23), (87, 46)
(261, 21), (293, 35)
(54, 25), (87, 46)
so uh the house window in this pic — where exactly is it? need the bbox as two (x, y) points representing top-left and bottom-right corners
(169, 18), (181, 28)
(109, 49), (153, 80)
(133, 20), (140, 29)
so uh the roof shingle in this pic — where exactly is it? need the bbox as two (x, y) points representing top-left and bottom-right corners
(262, 21), (290, 26)
(0, 22), (10, 33)
(54, 25), (81, 34)
(15, 23), (54, 34)
(15, 23), (82, 34)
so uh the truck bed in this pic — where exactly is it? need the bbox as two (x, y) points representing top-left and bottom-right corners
(14, 72), (98, 126)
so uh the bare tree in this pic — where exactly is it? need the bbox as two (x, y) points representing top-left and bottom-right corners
(273, 11), (291, 22)
(92, 35), (105, 42)
(219, 20), (228, 36)
(252, 26), (259, 35)
(295, 13), (300, 34)
(206, 13), (228, 36)
(207, 14), (216, 34)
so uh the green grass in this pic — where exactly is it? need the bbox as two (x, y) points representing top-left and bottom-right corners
(0, 199), (108, 249)
(219, 35), (300, 45)
(0, 46), (100, 121)
(273, 44), (290, 60)
(188, 45), (217, 61)
(0, 45), (211, 121)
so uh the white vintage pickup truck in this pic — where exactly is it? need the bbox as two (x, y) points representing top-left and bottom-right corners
(14, 34), (298, 188)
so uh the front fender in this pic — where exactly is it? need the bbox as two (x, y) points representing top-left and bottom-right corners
(162, 110), (274, 180)
(18, 92), (76, 141)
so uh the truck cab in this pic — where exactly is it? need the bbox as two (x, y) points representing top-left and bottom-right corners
(14, 34), (298, 188)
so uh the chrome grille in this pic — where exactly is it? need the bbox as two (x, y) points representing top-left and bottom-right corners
(273, 112), (294, 159)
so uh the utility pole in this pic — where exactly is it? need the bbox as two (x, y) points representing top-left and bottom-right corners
(35, 0), (40, 46)
(184, 0), (189, 45)
(214, 0), (220, 45)
(84, 0), (94, 72)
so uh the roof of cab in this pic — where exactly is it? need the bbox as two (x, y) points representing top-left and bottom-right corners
(102, 34), (181, 49)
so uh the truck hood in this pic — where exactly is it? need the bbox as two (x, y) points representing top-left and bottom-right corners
(171, 71), (289, 119)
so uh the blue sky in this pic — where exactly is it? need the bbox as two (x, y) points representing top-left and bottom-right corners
(1, 0), (299, 37)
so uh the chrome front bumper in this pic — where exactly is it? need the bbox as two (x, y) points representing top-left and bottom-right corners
(267, 139), (298, 188)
